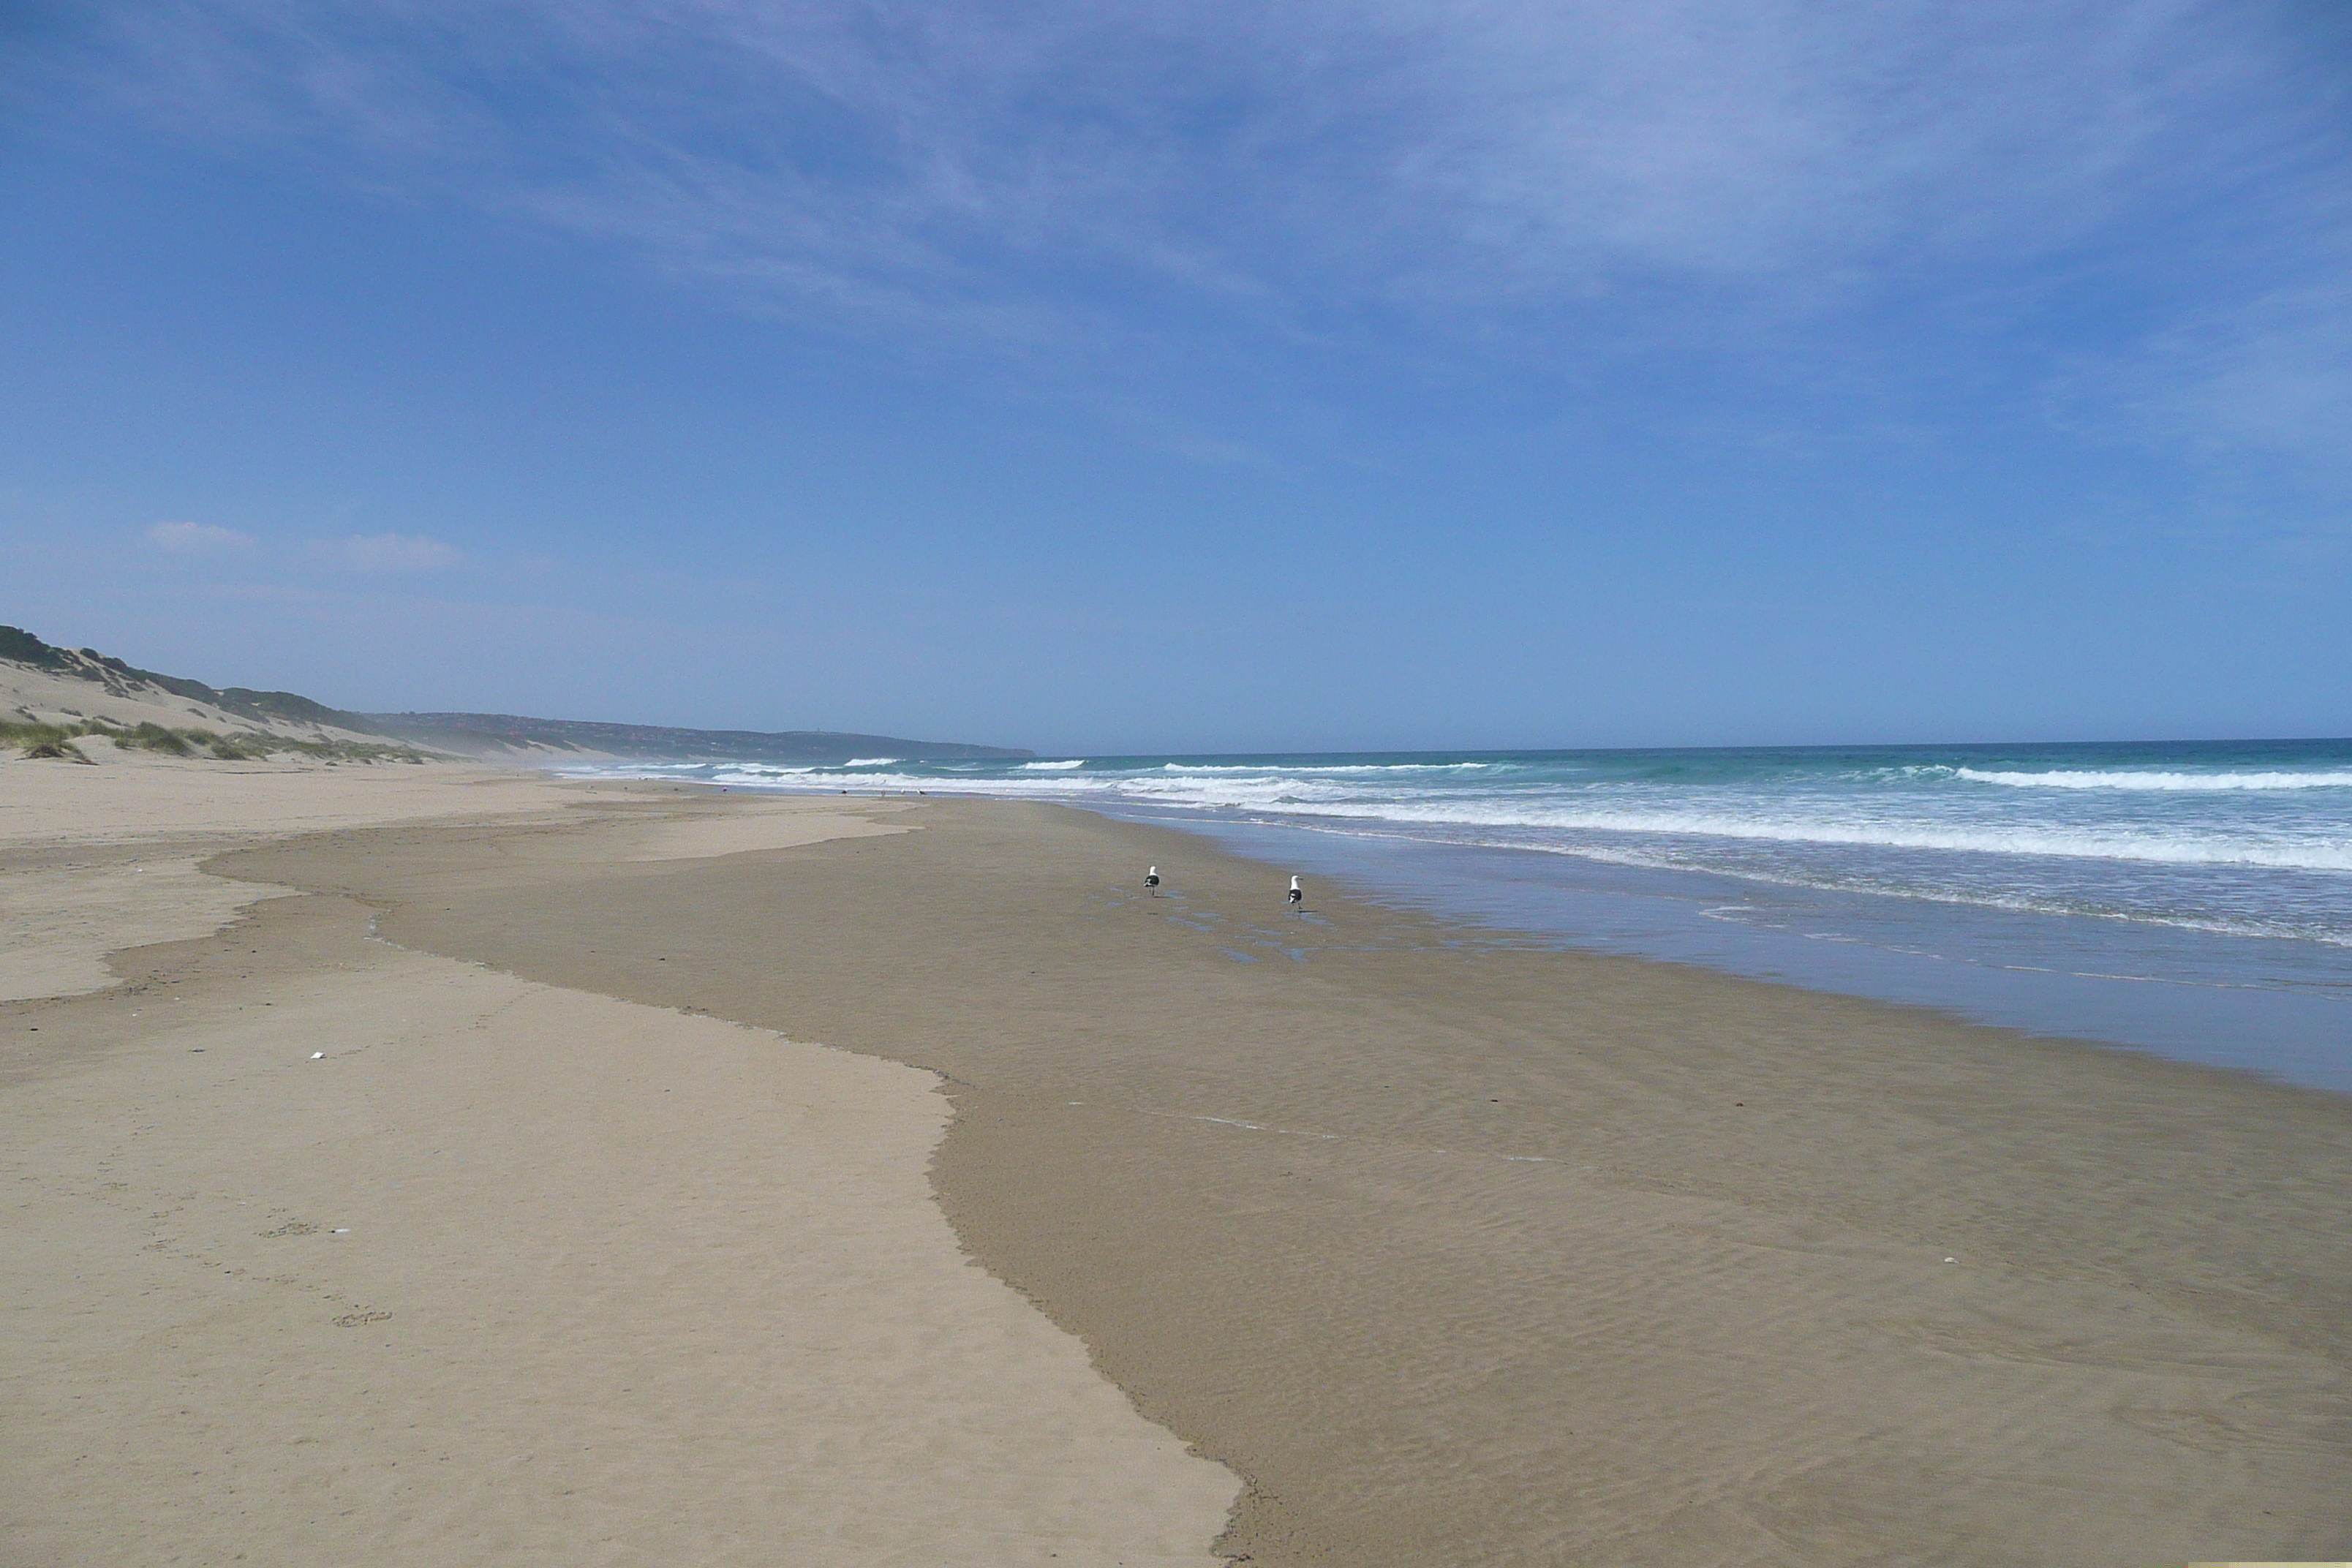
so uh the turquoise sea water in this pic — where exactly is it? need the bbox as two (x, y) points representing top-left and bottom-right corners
(576, 739), (2352, 1092)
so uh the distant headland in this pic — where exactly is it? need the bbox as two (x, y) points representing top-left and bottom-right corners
(0, 625), (1032, 764)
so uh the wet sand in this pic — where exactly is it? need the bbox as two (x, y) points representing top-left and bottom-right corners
(225, 792), (2352, 1567)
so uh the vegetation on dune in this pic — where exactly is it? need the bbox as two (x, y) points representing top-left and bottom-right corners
(0, 717), (431, 764)
(0, 625), (75, 671)
(1, 623), (391, 736)
(8, 622), (1032, 764)
(4, 625), (425, 762)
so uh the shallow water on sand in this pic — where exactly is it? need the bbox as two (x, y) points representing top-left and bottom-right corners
(1149, 814), (2352, 1093)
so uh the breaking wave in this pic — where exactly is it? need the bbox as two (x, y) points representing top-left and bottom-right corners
(1954, 768), (2352, 792)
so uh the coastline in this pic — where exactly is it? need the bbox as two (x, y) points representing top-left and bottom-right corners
(565, 743), (2352, 1096)
(223, 791), (2352, 1565)
(1125, 807), (2352, 1093)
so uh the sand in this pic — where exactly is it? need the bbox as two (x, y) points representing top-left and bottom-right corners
(8, 759), (2349, 1565)
(225, 794), (2352, 1567)
(0, 654), (387, 745)
(0, 753), (562, 1001)
(1, 760), (1237, 1565)
(0, 755), (913, 1001)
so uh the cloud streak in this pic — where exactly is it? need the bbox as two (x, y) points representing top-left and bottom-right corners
(50, 1), (2352, 461)
(75, 6), (2336, 291)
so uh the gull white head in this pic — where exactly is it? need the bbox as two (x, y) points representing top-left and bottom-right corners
(1289, 875), (1300, 891)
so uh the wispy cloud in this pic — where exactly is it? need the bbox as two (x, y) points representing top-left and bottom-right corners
(2047, 217), (2352, 483)
(2141, 277), (2352, 475)
(148, 519), (255, 554)
(320, 532), (463, 571)
(72, 4), (2334, 298)
(53, 1), (2352, 459)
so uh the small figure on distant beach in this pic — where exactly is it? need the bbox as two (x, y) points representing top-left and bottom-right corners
(1145, 866), (1161, 896)
(1287, 874), (1303, 911)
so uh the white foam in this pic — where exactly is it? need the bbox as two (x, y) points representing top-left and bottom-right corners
(1153, 760), (1507, 776)
(1254, 800), (2352, 872)
(1020, 758), (1088, 770)
(1955, 767), (2352, 792)
(560, 759), (2352, 874)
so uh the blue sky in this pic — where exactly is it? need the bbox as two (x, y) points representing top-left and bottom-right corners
(2, 1), (2347, 753)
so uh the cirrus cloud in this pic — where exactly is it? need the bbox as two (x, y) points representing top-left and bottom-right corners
(46, 0), (2352, 472)
(64, 2), (2348, 319)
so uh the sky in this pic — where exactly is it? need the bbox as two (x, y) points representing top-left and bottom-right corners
(2, 1), (2348, 753)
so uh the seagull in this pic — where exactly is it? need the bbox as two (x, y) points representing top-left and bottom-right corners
(1145, 866), (1161, 896)
(1286, 875), (1303, 911)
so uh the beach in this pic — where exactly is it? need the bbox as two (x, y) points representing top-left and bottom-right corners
(603, 744), (2352, 1091)
(7, 761), (2349, 1564)
(1, 760), (1235, 1567)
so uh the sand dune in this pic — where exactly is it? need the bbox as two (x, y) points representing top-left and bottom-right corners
(0, 648), (381, 745)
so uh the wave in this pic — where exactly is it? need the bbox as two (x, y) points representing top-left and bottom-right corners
(843, 757), (902, 767)
(1089, 775), (2352, 871)
(1020, 758), (1088, 769)
(1151, 761), (1509, 776)
(1953, 767), (2352, 791)
(676, 769), (2352, 872)
(1444, 833), (2352, 948)
(1251, 802), (2352, 872)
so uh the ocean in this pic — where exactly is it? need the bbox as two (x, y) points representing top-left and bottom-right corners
(573, 739), (2352, 1093)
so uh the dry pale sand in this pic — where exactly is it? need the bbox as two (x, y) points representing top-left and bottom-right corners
(0, 761), (1238, 1566)
(226, 794), (2352, 1568)
(0, 752), (562, 1001)
(0, 753), (907, 1001)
